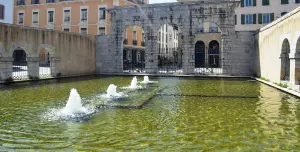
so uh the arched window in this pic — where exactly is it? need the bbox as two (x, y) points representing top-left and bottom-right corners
(0, 5), (4, 20)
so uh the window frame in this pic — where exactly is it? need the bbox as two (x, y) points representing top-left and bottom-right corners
(262, 0), (270, 6)
(281, 0), (289, 4)
(63, 7), (71, 24)
(98, 27), (106, 35)
(0, 4), (4, 20)
(18, 10), (25, 25)
(32, 9), (39, 25)
(80, 27), (88, 34)
(98, 5), (107, 21)
(47, 8), (55, 24)
(262, 13), (271, 24)
(80, 6), (88, 23)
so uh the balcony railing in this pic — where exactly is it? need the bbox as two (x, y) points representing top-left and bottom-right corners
(16, 0), (25, 5)
(133, 40), (137, 46)
(123, 39), (128, 45)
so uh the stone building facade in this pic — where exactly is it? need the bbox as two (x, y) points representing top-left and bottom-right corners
(96, 0), (255, 76)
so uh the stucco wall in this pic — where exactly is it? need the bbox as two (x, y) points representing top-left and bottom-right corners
(0, 23), (96, 78)
(255, 7), (300, 84)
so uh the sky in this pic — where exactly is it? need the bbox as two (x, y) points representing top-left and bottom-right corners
(149, 0), (177, 4)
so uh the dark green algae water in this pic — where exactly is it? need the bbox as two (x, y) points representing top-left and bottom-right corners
(0, 76), (300, 151)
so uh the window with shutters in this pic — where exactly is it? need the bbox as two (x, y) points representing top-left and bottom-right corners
(0, 5), (4, 20)
(32, 11), (39, 24)
(241, 0), (256, 7)
(18, 12), (24, 25)
(262, 13), (270, 24)
(99, 7), (106, 20)
(245, 14), (253, 24)
(63, 9), (70, 23)
(281, 0), (289, 4)
(262, 0), (269, 5)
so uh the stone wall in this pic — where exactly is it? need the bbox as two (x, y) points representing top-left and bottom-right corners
(0, 23), (96, 80)
(230, 31), (256, 76)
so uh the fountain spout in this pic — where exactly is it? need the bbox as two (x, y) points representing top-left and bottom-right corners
(63, 89), (87, 114)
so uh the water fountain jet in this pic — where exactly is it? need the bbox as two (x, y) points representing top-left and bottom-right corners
(62, 89), (87, 115)
(140, 76), (157, 84)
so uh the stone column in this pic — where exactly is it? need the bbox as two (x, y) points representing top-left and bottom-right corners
(289, 53), (300, 85)
(145, 30), (158, 74)
(0, 57), (13, 81)
(27, 57), (39, 79)
(182, 34), (194, 75)
(220, 34), (231, 75)
(50, 57), (61, 77)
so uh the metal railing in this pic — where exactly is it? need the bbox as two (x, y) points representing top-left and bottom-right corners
(158, 48), (183, 74)
(123, 49), (145, 73)
(194, 48), (222, 75)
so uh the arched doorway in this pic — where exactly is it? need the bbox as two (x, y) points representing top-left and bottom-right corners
(195, 41), (205, 68)
(280, 39), (290, 81)
(12, 48), (28, 80)
(208, 40), (220, 68)
(122, 25), (145, 73)
(157, 23), (182, 74)
(194, 21), (222, 75)
(39, 48), (51, 78)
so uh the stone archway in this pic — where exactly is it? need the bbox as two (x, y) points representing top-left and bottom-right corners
(280, 39), (290, 81)
(12, 47), (28, 80)
(38, 44), (58, 78)
(293, 37), (300, 84)
(107, 1), (238, 74)
(122, 25), (146, 73)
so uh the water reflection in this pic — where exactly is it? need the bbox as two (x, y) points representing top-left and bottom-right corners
(256, 83), (300, 147)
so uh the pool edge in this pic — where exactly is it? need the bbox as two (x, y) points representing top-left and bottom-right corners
(254, 77), (300, 98)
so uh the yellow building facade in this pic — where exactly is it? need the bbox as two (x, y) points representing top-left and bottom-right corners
(14, 0), (147, 47)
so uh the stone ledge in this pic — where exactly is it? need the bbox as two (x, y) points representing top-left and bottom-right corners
(255, 78), (300, 98)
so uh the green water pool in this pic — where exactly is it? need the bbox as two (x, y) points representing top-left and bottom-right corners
(0, 76), (300, 151)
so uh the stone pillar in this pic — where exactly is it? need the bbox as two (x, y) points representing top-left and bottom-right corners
(50, 57), (61, 77)
(0, 57), (13, 81)
(145, 30), (158, 74)
(220, 34), (231, 75)
(289, 53), (300, 85)
(182, 34), (194, 75)
(27, 57), (39, 79)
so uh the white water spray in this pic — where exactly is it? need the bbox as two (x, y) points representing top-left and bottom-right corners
(62, 89), (87, 114)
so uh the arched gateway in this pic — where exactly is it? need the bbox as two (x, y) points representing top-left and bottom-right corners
(105, 0), (239, 75)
